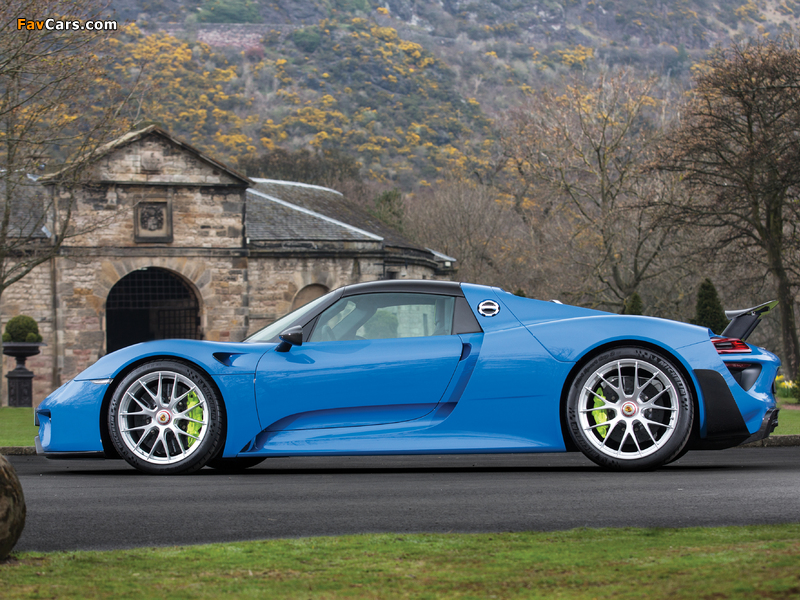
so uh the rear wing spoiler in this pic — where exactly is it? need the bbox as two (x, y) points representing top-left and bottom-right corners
(721, 300), (778, 341)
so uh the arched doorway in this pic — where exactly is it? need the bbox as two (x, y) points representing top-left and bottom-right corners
(291, 284), (329, 311)
(106, 267), (201, 353)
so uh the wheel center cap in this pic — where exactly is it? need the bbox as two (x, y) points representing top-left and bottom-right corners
(621, 401), (638, 417)
(156, 410), (172, 425)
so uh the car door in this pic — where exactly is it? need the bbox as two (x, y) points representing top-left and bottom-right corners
(255, 292), (463, 431)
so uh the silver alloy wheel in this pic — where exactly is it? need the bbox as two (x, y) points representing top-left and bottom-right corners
(577, 358), (680, 460)
(116, 370), (209, 465)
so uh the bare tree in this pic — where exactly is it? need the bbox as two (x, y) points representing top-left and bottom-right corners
(659, 36), (800, 378)
(0, 0), (133, 401)
(0, 0), (129, 296)
(405, 178), (526, 287)
(499, 68), (685, 312)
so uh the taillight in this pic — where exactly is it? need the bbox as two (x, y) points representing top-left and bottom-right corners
(712, 337), (752, 354)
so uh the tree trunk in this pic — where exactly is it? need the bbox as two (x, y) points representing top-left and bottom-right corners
(774, 269), (800, 380)
(0, 290), (4, 406)
(764, 208), (799, 379)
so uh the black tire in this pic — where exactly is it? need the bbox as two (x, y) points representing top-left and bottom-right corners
(566, 347), (693, 471)
(663, 442), (692, 465)
(107, 360), (225, 475)
(206, 457), (266, 472)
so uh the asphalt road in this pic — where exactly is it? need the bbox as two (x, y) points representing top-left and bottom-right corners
(8, 447), (800, 553)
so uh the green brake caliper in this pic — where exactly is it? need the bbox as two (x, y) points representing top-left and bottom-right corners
(184, 391), (203, 447)
(592, 386), (609, 439)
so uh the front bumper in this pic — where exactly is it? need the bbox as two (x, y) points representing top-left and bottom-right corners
(36, 379), (107, 455)
(35, 434), (106, 459)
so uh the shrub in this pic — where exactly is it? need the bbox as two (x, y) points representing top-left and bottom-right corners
(775, 375), (800, 404)
(335, 0), (370, 12)
(292, 28), (322, 54)
(3, 315), (42, 343)
(692, 278), (728, 335)
(622, 292), (643, 315)
(372, 188), (404, 231)
(197, 0), (262, 24)
(244, 46), (264, 62)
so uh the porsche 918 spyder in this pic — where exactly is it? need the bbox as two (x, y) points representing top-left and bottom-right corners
(34, 280), (781, 474)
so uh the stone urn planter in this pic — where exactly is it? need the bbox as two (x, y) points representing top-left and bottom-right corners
(3, 342), (46, 408)
(2, 315), (45, 408)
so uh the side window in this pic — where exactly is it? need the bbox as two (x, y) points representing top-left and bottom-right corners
(308, 293), (455, 342)
(310, 299), (357, 342)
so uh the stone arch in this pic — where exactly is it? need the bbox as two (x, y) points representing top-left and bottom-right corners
(291, 283), (330, 311)
(105, 266), (202, 353)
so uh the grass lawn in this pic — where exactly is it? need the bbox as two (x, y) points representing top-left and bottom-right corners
(2, 526), (800, 599)
(776, 401), (800, 435)
(776, 386), (800, 435)
(0, 407), (37, 446)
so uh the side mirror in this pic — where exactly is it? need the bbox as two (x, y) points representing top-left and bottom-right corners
(276, 325), (303, 352)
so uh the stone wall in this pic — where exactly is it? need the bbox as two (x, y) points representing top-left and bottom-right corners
(65, 134), (246, 249)
(156, 24), (294, 49)
(54, 253), (249, 382)
(66, 186), (245, 249)
(0, 262), (55, 407)
(246, 256), (373, 335)
(91, 135), (243, 187)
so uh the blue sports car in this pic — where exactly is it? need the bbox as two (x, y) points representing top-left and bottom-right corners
(35, 280), (781, 474)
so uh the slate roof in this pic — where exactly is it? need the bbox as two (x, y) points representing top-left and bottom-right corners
(0, 174), (48, 239)
(247, 187), (382, 243)
(247, 179), (422, 250)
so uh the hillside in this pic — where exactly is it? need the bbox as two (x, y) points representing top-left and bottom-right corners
(118, 0), (800, 49)
(103, 0), (800, 186)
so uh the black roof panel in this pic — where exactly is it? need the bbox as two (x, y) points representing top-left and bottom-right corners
(342, 280), (463, 296)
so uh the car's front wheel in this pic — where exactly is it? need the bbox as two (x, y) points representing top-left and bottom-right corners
(566, 347), (693, 471)
(108, 360), (224, 475)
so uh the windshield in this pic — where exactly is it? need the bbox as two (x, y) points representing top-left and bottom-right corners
(244, 292), (334, 343)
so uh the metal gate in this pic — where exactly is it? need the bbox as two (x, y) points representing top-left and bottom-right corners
(106, 267), (200, 353)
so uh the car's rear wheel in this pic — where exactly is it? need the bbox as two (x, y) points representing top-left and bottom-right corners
(108, 360), (224, 475)
(566, 347), (693, 471)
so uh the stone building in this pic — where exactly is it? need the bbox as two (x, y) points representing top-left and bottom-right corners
(0, 126), (454, 406)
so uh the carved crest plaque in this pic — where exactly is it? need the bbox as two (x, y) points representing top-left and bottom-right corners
(140, 205), (164, 231)
(134, 200), (172, 243)
(140, 151), (162, 172)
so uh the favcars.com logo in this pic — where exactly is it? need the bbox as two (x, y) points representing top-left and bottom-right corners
(17, 18), (118, 31)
